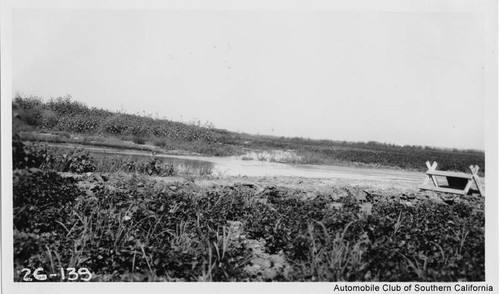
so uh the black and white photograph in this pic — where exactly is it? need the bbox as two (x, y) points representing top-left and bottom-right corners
(1, 0), (498, 293)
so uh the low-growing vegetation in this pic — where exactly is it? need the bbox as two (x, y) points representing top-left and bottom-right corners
(13, 139), (213, 177)
(13, 139), (485, 282)
(13, 95), (484, 174)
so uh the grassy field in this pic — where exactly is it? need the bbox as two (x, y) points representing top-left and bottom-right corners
(13, 95), (485, 175)
(12, 139), (485, 282)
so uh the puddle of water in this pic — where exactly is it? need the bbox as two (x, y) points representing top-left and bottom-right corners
(89, 150), (214, 176)
(55, 144), (485, 189)
(89, 148), (425, 184)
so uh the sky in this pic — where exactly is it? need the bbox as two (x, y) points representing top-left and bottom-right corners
(12, 8), (488, 150)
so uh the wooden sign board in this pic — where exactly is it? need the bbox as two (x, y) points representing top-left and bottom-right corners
(420, 161), (484, 197)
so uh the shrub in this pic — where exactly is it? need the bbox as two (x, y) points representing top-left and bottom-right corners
(12, 136), (49, 169)
(13, 169), (82, 233)
(132, 136), (146, 145)
(100, 114), (131, 135)
(13, 138), (96, 173)
(152, 138), (167, 148)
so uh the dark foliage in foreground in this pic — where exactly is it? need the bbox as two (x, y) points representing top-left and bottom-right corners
(13, 136), (96, 173)
(13, 169), (485, 282)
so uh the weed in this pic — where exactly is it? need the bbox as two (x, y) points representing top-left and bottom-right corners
(13, 168), (485, 282)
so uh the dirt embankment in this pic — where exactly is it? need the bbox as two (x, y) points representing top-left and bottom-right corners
(72, 172), (485, 212)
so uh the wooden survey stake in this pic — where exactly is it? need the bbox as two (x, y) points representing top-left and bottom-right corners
(420, 161), (484, 197)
